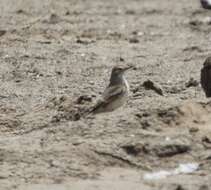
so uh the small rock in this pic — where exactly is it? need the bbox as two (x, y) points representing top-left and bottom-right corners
(44, 13), (61, 24)
(135, 112), (150, 118)
(65, 10), (70, 15)
(141, 120), (151, 129)
(183, 46), (203, 52)
(161, 184), (185, 190)
(189, 127), (199, 133)
(189, 20), (202, 26)
(76, 37), (95, 45)
(150, 141), (190, 157)
(157, 108), (178, 125)
(49, 160), (60, 167)
(55, 71), (62, 75)
(185, 78), (199, 88)
(143, 80), (164, 95)
(16, 9), (26, 14)
(132, 31), (138, 35)
(121, 144), (144, 156)
(129, 37), (139, 43)
(107, 30), (122, 38)
(156, 145), (190, 157)
(0, 171), (11, 179)
(119, 57), (125, 62)
(202, 135), (211, 143)
(0, 30), (6, 37)
(199, 185), (209, 190)
(175, 185), (185, 190)
(125, 9), (136, 15)
(76, 95), (92, 104)
(49, 13), (60, 24)
(132, 31), (144, 36)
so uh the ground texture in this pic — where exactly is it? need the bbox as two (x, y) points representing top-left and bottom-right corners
(0, 0), (211, 189)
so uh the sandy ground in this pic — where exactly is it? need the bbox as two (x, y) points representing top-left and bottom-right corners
(0, 0), (211, 189)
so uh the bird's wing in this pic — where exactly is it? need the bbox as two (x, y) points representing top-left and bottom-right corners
(102, 85), (125, 101)
(90, 85), (125, 114)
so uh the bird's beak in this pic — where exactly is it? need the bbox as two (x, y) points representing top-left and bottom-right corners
(123, 65), (133, 71)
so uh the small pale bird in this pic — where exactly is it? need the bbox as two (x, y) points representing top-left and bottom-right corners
(90, 65), (132, 114)
(201, 56), (211, 97)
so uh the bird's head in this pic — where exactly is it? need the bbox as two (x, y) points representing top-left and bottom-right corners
(111, 65), (133, 77)
(109, 65), (133, 85)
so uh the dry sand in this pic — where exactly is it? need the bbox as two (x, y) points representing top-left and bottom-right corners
(0, 0), (211, 189)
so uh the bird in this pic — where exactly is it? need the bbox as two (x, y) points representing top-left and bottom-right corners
(201, 56), (211, 97)
(200, 0), (211, 9)
(90, 65), (132, 114)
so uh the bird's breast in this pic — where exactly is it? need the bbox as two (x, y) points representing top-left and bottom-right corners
(123, 77), (130, 93)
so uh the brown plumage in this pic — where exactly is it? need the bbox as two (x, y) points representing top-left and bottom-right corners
(90, 65), (132, 114)
(201, 57), (211, 97)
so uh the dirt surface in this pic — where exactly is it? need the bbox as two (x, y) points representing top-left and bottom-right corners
(0, 0), (211, 189)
